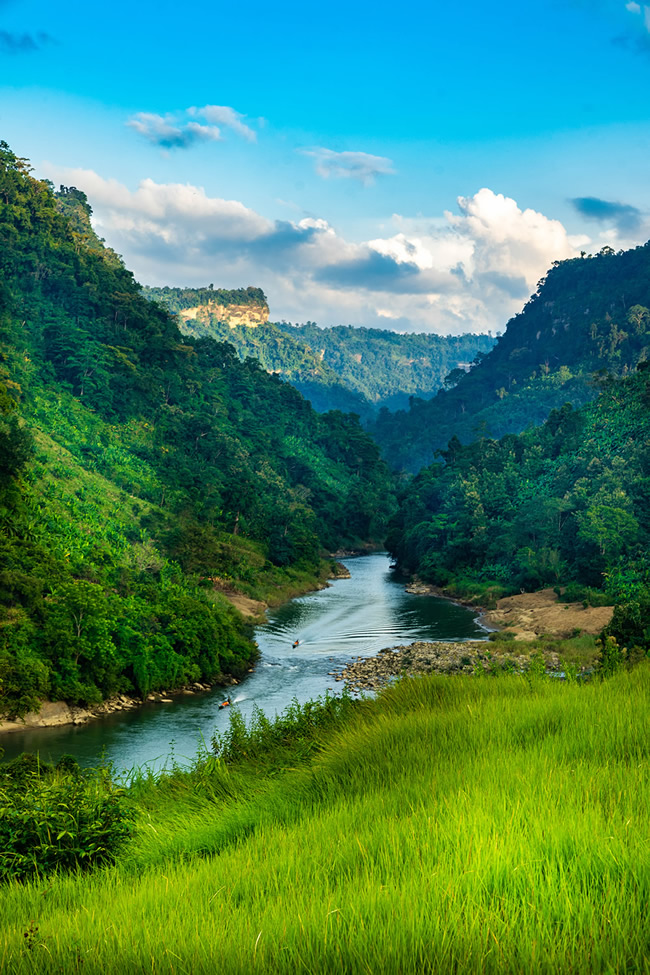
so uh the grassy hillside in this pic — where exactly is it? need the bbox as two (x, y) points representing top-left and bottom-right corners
(373, 244), (650, 471)
(0, 143), (395, 717)
(0, 666), (648, 972)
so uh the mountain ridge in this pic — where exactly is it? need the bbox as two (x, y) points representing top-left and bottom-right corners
(372, 243), (650, 471)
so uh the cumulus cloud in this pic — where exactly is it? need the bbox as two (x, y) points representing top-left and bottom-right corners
(127, 105), (256, 150)
(301, 148), (395, 185)
(0, 29), (56, 53)
(571, 195), (643, 232)
(39, 166), (611, 334)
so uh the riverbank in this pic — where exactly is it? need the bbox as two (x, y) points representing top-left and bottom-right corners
(327, 580), (612, 692)
(215, 559), (351, 620)
(331, 640), (565, 692)
(0, 677), (244, 736)
(0, 560), (352, 736)
(405, 579), (613, 641)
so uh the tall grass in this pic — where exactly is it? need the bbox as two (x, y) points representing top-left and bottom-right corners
(1, 667), (648, 973)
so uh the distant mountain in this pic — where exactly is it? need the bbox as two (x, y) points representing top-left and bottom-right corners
(372, 244), (650, 471)
(144, 286), (495, 416)
(274, 321), (496, 412)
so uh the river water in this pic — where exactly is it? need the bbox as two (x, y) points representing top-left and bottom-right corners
(0, 553), (486, 773)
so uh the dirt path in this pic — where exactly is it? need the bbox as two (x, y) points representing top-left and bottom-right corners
(220, 591), (268, 618)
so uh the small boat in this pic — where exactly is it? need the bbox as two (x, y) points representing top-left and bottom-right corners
(292, 640), (300, 648)
(219, 698), (231, 709)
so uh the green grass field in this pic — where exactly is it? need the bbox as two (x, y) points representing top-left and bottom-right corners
(1, 666), (648, 973)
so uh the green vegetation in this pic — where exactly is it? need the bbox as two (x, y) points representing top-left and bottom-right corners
(273, 321), (496, 412)
(0, 666), (647, 972)
(143, 284), (267, 314)
(0, 142), (395, 717)
(146, 285), (495, 416)
(373, 245), (650, 471)
(0, 754), (132, 882)
(387, 364), (650, 651)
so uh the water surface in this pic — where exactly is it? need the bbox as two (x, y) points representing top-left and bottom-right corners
(0, 553), (485, 771)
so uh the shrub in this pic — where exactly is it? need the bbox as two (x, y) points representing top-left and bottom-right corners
(0, 754), (134, 881)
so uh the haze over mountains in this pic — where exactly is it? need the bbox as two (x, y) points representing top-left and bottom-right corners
(144, 285), (496, 416)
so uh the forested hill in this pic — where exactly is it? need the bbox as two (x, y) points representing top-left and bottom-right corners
(167, 304), (372, 415)
(146, 287), (495, 416)
(273, 321), (496, 412)
(372, 244), (650, 471)
(0, 142), (395, 718)
(386, 363), (650, 651)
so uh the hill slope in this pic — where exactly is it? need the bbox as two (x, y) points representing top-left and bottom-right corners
(372, 244), (650, 471)
(387, 363), (650, 648)
(1, 668), (648, 972)
(0, 142), (395, 717)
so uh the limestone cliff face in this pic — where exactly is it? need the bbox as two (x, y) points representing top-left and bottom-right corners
(179, 300), (269, 329)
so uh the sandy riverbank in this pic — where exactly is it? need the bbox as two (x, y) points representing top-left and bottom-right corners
(406, 581), (613, 641)
(480, 588), (613, 640)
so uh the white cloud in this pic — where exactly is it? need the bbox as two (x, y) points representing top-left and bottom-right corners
(447, 188), (577, 290)
(126, 113), (222, 149)
(191, 105), (257, 142)
(301, 148), (395, 185)
(624, 0), (650, 28)
(127, 104), (257, 150)
(43, 165), (631, 334)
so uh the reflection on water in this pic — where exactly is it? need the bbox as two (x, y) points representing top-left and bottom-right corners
(0, 553), (486, 772)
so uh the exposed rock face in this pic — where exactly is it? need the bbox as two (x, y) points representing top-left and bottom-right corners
(179, 301), (269, 329)
(0, 701), (75, 733)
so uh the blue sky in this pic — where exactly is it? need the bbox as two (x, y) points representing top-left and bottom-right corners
(2, 0), (650, 332)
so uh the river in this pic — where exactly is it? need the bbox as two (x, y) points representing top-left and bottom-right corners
(0, 553), (486, 773)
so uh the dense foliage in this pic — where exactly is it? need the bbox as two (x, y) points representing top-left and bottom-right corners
(373, 245), (650, 470)
(174, 307), (371, 415)
(0, 752), (132, 881)
(0, 142), (395, 717)
(387, 364), (650, 649)
(273, 321), (495, 412)
(143, 285), (267, 314)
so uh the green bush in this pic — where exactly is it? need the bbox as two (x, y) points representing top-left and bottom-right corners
(0, 754), (134, 881)
(556, 583), (612, 607)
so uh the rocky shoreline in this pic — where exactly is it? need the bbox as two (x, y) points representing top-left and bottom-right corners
(0, 674), (246, 736)
(330, 640), (563, 693)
